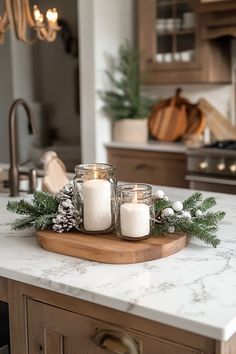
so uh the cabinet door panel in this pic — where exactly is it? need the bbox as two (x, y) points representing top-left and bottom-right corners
(107, 148), (188, 188)
(44, 330), (63, 354)
(27, 299), (205, 354)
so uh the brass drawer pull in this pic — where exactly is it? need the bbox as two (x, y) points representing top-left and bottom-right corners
(93, 328), (140, 354)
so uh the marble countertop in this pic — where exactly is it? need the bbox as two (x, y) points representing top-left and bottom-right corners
(105, 141), (187, 153)
(0, 187), (236, 341)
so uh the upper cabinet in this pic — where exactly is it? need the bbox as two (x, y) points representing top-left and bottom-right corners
(138, 0), (232, 84)
(197, 1), (236, 39)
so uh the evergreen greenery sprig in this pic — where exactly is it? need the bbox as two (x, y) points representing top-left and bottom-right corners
(6, 188), (225, 249)
(153, 192), (225, 248)
(101, 41), (154, 120)
(7, 192), (59, 230)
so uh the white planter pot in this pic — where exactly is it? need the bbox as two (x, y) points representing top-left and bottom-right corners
(113, 119), (148, 143)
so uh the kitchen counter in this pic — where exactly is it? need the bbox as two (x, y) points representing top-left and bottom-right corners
(0, 188), (236, 342)
(105, 141), (187, 153)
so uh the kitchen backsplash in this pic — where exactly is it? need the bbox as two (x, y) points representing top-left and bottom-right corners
(142, 84), (235, 125)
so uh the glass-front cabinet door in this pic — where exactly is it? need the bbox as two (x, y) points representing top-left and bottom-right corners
(138, 0), (231, 84)
(156, 0), (197, 65)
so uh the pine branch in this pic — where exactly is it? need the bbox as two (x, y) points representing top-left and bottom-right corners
(197, 197), (217, 212)
(34, 214), (56, 230)
(153, 193), (224, 248)
(33, 192), (59, 215)
(153, 223), (169, 236)
(195, 211), (225, 226)
(7, 199), (38, 216)
(10, 216), (36, 230)
(183, 192), (203, 210)
(154, 199), (171, 215)
(7, 192), (59, 231)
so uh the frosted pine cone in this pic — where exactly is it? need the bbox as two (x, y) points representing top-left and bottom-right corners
(56, 182), (74, 202)
(53, 199), (76, 233)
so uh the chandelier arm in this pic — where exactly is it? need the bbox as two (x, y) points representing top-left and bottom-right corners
(23, 0), (37, 27)
(0, 0), (59, 44)
(0, 2), (10, 31)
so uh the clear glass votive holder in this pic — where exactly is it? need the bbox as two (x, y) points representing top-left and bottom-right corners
(73, 163), (117, 234)
(116, 183), (154, 241)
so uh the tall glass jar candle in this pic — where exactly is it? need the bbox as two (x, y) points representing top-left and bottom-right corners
(116, 184), (154, 240)
(73, 164), (116, 234)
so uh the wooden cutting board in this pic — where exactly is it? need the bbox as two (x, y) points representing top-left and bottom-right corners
(36, 230), (187, 264)
(198, 98), (236, 140)
(149, 94), (188, 142)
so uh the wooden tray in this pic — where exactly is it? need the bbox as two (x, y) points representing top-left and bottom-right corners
(36, 230), (187, 264)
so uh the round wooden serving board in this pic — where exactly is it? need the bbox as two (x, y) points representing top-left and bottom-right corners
(36, 230), (187, 264)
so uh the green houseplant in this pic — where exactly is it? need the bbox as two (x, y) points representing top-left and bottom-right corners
(101, 41), (154, 143)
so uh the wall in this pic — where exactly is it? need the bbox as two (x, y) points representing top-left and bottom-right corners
(32, 0), (80, 147)
(79, 0), (134, 163)
(0, 0), (80, 167)
(0, 33), (13, 163)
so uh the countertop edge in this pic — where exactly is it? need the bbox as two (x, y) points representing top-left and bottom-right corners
(0, 266), (231, 342)
(105, 142), (187, 154)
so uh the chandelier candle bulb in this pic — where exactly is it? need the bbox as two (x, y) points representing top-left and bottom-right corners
(117, 184), (154, 240)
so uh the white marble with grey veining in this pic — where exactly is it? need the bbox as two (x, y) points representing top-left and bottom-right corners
(0, 188), (236, 341)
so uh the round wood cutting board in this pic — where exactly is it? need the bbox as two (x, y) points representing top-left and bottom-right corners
(36, 230), (187, 264)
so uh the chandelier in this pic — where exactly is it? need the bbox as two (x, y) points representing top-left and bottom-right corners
(0, 0), (60, 44)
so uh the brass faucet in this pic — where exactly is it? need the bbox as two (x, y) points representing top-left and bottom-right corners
(9, 99), (37, 197)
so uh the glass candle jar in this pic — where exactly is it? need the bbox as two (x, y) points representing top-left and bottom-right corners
(116, 183), (154, 240)
(73, 164), (117, 234)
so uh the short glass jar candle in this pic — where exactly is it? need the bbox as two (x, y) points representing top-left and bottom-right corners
(73, 164), (117, 234)
(116, 184), (154, 240)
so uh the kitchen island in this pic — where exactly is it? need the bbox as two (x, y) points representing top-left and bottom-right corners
(0, 187), (236, 353)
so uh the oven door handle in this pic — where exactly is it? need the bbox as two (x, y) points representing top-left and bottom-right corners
(186, 175), (236, 186)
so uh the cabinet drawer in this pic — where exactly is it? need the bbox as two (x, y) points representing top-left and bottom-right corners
(27, 299), (205, 354)
(107, 148), (188, 188)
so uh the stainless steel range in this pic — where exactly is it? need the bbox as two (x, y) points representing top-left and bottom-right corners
(186, 141), (236, 194)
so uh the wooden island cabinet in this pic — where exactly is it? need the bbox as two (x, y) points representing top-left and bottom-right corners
(107, 146), (188, 188)
(1, 277), (236, 354)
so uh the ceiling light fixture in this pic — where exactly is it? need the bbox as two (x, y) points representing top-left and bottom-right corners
(0, 0), (60, 44)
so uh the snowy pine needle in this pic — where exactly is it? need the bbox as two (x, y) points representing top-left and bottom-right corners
(153, 192), (225, 248)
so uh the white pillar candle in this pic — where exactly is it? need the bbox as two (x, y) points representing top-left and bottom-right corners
(82, 179), (111, 231)
(120, 202), (150, 238)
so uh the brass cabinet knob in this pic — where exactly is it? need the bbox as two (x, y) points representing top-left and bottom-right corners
(93, 328), (140, 354)
(229, 164), (236, 173)
(199, 160), (208, 170)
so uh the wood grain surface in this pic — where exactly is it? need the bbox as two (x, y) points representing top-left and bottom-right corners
(36, 230), (187, 264)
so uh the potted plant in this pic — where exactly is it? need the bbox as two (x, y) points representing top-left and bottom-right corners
(101, 42), (154, 143)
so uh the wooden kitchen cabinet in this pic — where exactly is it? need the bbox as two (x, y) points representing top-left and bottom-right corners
(197, 1), (236, 39)
(28, 299), (206, 354)
(138, 0), (231, 84)
(7, 280), (216, 354)
(107, 147), (188, 188)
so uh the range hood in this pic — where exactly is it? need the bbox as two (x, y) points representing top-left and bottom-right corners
(197, 1), (236, 39)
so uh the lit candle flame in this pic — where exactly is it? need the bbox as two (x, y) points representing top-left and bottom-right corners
(93, 165), (98, 179)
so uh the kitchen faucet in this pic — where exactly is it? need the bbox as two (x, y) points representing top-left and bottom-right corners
(9, 99), (37, 197)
